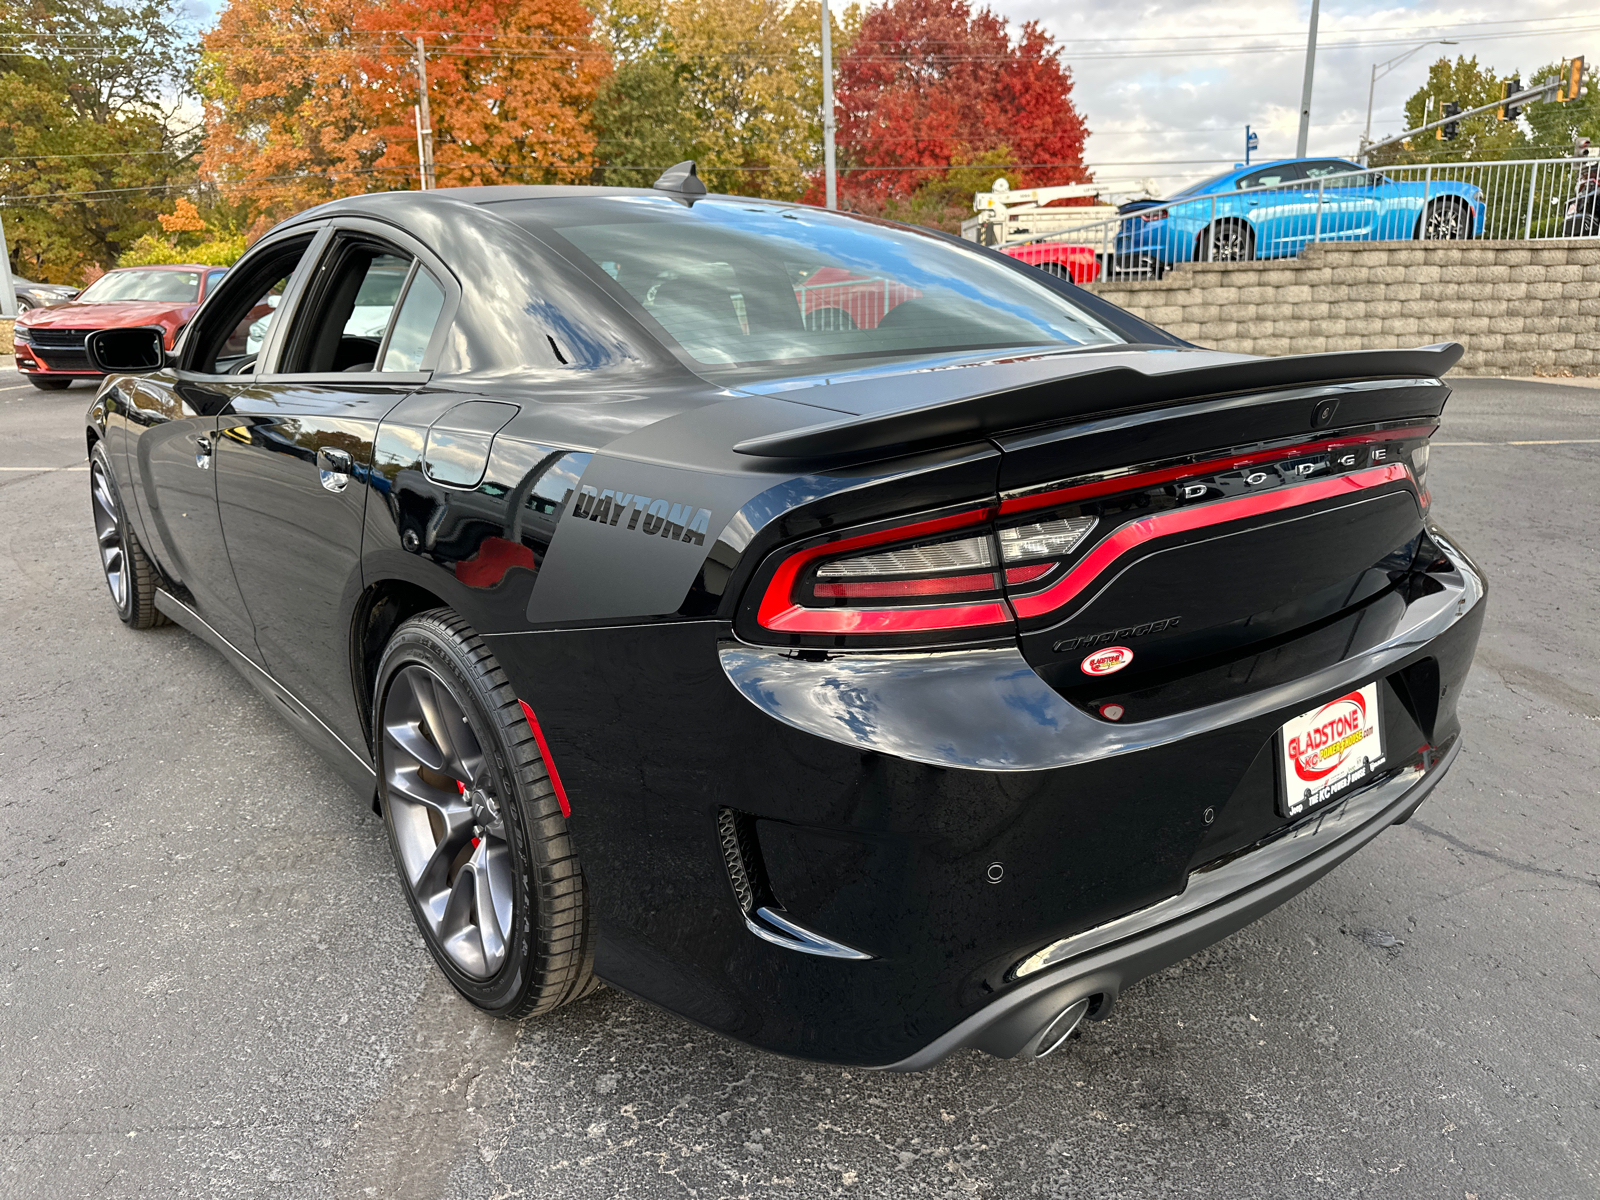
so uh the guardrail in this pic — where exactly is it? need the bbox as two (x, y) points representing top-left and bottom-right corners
(1007, 157), (1599, 280)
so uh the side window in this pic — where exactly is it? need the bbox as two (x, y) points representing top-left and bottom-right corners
(381, 269), (446, 371)
(185, 238), (314, 375)
(282, 244), (414, 373)
(1304, 161), (1365, 188)
(1238, 165), (1304, 190)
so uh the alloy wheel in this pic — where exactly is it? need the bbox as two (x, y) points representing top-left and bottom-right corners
(1425, 202), (1466, 240)
(381, 664), (515, 980)
(1208, 226), (1251, 261)
(90, 457), (126, 610)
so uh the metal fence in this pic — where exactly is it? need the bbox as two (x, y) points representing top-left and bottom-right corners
(1005, 156), (1599, 280)
(794, 275), (922, 331)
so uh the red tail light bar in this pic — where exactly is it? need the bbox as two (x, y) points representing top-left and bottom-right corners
(747, 425), (1432, 645)
(1009, 464), (1410, 619)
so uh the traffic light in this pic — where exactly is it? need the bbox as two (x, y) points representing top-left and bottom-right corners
(1498, 76), (1522, 121)
(1437, 102), (1462, 141)
(1558, 57), (1587, 103)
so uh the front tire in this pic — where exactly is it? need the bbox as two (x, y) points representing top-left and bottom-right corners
(374, 610), (593, 1018)
(89, 442), (169, 629)
(28, 375), (73, 391)
(1419, 198), (1472, 240)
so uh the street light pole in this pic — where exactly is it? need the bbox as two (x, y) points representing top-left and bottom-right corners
(1360, 39), (1457, 163)
(1295, 0), (1319, 157)
(821, 0), (838, 210)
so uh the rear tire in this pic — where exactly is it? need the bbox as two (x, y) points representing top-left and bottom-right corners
(374, 609), (593, 1018)
(1419, 198), (1472, 240)
(1197, 221), (1255, 262)
(28, 376), (73, 391)
(89, 442), (169, 629)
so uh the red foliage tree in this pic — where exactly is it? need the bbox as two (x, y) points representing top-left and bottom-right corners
(825, 0), (1089, 209)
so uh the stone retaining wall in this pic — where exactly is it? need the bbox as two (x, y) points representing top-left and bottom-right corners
(1084, 240), (1600, 376)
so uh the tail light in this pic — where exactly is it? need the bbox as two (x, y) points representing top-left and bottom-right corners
(742, 425), (1433, 648)
(752, 506), (1014, 639)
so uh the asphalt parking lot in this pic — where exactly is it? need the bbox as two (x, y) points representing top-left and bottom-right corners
(1, 366), (1596, 1200)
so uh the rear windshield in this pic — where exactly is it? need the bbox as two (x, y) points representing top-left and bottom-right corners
(78, 269), (201, 303)
(504, 196), (1121, 372)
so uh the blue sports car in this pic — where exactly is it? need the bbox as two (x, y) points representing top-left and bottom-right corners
(1114, 157), (1485, 275)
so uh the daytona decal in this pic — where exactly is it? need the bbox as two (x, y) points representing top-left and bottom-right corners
(565, 485), (713, 547)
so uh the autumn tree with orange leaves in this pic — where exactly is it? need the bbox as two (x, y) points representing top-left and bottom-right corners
(197, 0), (605, 231)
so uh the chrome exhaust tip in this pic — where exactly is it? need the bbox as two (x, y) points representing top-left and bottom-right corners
(1031, 997), (1091, 1059)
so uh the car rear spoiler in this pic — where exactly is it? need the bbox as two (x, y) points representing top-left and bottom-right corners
(732, 343), (1464, 460)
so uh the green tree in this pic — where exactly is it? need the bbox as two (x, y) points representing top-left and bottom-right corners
(1376, 55), (1523, 166)
(0, 0), (197, 282)
(844, 144), (1016, 232)
(1523, 59), (1600, 155)
(590, 0), (696, 187)
(589, 0), (822, 198)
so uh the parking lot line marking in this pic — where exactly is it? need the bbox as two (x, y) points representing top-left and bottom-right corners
(0, 466), (88, 471)
(1435, 439), (1600, 447)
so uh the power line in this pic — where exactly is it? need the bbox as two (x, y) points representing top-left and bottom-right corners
(4, 15), (1598, 64)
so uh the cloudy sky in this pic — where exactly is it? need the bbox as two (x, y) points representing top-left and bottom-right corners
(999, 0), (1593, 193)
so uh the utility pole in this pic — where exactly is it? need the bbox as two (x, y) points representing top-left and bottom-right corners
(0, 210), (16, 319)
(820, 0), (838, 209)
(1360, 39), (1456, 163)
(414, 37), (436, 191)
(1296, 0), (1319, 157)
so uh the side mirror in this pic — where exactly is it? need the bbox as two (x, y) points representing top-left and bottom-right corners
(85, 326), (166, 373)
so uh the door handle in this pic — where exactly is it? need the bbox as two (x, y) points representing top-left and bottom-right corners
(317, 447), (354, 494)
(195, 435), (212, 469)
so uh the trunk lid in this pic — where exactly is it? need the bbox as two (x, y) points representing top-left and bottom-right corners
(988, 375), (1445, 715)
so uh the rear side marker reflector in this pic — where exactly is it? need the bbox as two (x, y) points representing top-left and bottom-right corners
(1010, 464), (1412, 620)
(519, 699), (571, 817)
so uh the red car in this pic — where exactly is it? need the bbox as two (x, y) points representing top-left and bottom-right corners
(1000, 243), (1101, 284)
(12, 264), (227, 390)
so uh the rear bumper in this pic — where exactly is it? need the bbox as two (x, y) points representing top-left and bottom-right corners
(494, 529), (1485, 1067)
(880, 737), (1459, 1070)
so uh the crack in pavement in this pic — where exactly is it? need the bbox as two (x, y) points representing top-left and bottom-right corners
(1406, 820), (1598, 888)
(1475, 648), (1600, 720)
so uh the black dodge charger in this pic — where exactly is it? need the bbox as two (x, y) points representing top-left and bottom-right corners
(82, 165), (1485, 1068)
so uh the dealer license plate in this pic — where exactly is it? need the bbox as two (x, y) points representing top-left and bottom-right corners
(1279, 682), (1385, 819)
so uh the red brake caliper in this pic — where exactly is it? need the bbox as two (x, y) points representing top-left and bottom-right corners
(458, 780), (481, 848)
